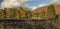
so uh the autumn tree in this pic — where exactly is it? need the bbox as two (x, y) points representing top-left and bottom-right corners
(19, 7), (27, 19)
(46, 5), (56, 19)
(0, 10), (5, 19)
(39, 5), (56, 19)
(25, 10), (32, 19)
(39, 11), (46, 19)
(14, 8), (20, 19)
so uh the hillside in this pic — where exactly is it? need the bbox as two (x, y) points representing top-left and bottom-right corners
(32, 4), (60, 19)
(53, 4), (60, 14)
(0, 4), (60, 19)
(32, 4), (60, 14)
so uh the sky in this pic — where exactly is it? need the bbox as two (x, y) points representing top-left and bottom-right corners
(0, 0), (60, 10)
(0, 0), (3, 3)
(26, 0), (51, 9)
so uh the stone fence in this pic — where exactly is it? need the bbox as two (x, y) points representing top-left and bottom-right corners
(0, 19), (60, 29)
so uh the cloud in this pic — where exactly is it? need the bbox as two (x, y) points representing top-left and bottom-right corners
(38, 4), (47, 7)
(52, 0), (58, 2)
(32, 3), (47, 10)
(51, 0), (59, 3)
(1, 0), (31, 8)
(32, 6), (37, 10)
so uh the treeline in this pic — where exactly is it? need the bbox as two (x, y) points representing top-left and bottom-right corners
(0, 7), (32, 19)
(0, 5), (59, 19)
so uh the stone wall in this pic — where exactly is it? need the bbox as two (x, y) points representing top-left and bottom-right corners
(0, 19), (59, 29)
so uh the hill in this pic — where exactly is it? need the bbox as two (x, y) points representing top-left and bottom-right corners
(0, 4), (60, 19)
(33, 4), (60, 14)
(32, 4), (60, 19)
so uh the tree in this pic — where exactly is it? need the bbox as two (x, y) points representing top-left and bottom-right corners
(47, 5), (56, 19)
(25, 10), (32, 19)
(0, 10), (5, 19)
(19, 7), (27, 19)
(39, 5), (56, 19)
(39, 11), (46, 19)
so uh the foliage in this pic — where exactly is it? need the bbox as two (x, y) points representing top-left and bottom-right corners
(46, 5), (56, 19)
(38, 5), (56, 19)
(0, 5), (57, 19)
